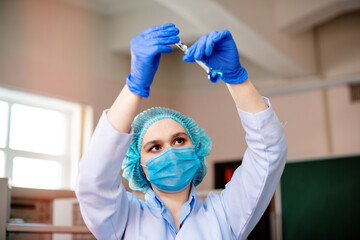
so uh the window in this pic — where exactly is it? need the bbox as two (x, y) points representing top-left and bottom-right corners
(0, 101), (9, 148)
(0, 151), (5, 178)
(0, 87), (92, 190)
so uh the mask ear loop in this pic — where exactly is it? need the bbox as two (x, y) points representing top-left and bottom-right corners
(139, 162), (150, 182)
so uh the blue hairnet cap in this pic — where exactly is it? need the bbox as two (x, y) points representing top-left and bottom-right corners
(122, 107), (212, 192)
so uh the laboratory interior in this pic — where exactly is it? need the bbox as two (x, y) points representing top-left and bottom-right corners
(0, 0), (359, 239)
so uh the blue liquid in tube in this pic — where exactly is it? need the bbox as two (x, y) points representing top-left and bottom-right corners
(175, 41), (223, 83)
(208, 70), (223, 83)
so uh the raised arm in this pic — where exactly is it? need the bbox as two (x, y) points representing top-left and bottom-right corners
(107, 85), (141, 133)
(75, 23), (180, 239)
(108, 23), (180, 132)
(184, 30), (287, 239)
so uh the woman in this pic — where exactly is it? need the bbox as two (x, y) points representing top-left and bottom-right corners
(76, 23), (287, 240)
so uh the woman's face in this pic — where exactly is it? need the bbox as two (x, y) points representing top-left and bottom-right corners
(140, 118), (193, 178)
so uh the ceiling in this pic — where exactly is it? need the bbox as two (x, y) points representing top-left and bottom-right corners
(61, 0), (360, 93)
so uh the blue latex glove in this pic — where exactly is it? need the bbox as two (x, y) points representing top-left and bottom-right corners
(127, 23), (180, 98)
(183, 30), (248, 84)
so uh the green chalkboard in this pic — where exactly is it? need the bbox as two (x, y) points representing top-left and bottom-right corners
(280, 155), (360, 240)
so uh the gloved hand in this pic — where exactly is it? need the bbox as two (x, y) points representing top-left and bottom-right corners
(127, 23), (180, 98)
(183, 30), (248, 84)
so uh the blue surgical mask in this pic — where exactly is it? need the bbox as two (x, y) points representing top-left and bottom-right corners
(141, 145), (200, 193)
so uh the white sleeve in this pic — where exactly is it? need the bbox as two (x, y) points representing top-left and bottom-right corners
(220, 98), (287, 240)
(75, 110), (135, 240)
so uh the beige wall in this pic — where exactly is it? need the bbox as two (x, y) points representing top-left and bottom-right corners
(0, 0), (359, 192)
(327, 86), (360, 155)
(318, 11), (360, 78)
(0, 0), (130, 122)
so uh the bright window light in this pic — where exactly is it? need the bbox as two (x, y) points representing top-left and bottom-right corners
(12, 157), (62, 189)
(9, 104), (67, 155)
(0, 151), (5, 178)
(0, 101), (9, 148)
(0, 86), (91, 190)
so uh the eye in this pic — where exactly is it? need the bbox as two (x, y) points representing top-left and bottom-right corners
(149, 144), (161, 152)
(174, 137), (185, 145)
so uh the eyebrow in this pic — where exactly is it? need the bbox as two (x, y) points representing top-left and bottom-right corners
(142, 132), (189, 150)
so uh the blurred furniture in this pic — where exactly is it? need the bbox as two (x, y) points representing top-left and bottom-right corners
(0, 178), (94, 240)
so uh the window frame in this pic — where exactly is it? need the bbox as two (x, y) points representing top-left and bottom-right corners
(0, 87), (87, 190)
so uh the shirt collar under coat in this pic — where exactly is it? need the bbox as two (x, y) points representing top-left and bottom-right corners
(145, 183), (197, 215)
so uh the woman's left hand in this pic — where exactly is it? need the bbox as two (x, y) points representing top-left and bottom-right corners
(183, 30), (248, 84)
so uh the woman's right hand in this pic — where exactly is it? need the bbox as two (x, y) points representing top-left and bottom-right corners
(126, 23), (180, 98)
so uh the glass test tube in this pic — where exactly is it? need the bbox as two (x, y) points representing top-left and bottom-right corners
(175, 41), (223, 83)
